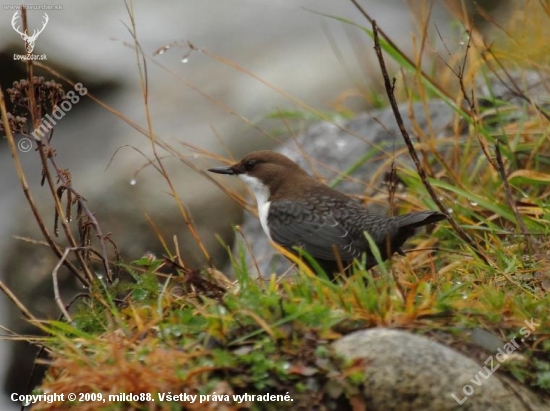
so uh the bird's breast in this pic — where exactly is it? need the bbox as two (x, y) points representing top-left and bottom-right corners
(237, 174), (273, 240)
(259, 200), (272, 240)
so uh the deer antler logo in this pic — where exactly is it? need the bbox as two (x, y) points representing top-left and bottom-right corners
(11, 11), (49, 54)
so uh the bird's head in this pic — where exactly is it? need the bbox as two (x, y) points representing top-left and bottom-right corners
(208, 151), (310, 198)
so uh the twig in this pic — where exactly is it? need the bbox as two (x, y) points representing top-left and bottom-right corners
(21, 6), (40, 129)
(494, 141), (533, 254)
(456, 24), (475, 111)
(483, 49), (550, 122)
(23, 7), (111, 284)
(52, 247), (88, 323)
(349, 0), (454, 103)
(173, 235), (184, 268)
(456, 18), (499, 171)
(0, 280), (37, 323)
(47, 150), (112, 282)
(0, 87), (88, 286)
(35, 136), (97, 284)
(123, 2), (213, 267)
(3, 7), (92, 286)
(371, 20), (490, 267)
(434, 8), (499, 172)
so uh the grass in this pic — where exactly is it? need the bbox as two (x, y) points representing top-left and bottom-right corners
(1, 0), (550, 410)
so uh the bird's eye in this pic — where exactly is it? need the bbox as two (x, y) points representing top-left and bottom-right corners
(244, 159), (257, 171)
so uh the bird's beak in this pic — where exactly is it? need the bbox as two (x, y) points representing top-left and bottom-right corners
(208, 165), (238, 175)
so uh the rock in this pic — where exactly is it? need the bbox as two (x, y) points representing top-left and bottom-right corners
(332, 328), (549, 411)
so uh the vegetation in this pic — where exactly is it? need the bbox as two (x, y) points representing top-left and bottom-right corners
(0, 1), (549, 410)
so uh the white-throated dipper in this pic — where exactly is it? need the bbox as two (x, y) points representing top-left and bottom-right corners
(209, 151), (446, 277)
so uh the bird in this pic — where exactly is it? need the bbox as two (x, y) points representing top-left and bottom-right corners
(209, 150), (446, 278)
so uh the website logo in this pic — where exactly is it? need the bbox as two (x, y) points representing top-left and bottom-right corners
(11, 10), (48, 60)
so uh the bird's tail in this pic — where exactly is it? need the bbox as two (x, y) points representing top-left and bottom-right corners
(395, 211), (447, 229)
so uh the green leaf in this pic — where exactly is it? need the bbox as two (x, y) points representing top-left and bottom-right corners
(430, 178), (545, 232)
(508, 170), (550, 186)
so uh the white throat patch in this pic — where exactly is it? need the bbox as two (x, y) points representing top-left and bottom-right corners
(238, 174), (272, 240)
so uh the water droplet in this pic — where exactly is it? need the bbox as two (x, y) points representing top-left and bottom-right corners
(278, 362), (291, 371)
(130, 179), (137, 186)
(158, 49), (165, 55)
(446, 208), (454, 214)
(460, 33), (470, 46)
(181, 57), (189, 63)
(462, 293), (468, 299)
(455, 281), (462, 285)
(470, 201), (478, 206)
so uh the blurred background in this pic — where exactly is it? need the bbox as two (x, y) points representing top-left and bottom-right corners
(0, 0), (511, 408)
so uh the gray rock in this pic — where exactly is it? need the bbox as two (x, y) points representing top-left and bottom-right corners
(332, 328), (548, 411)
(476, 70), (550, 106)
